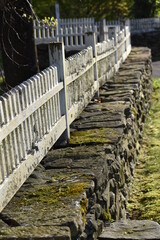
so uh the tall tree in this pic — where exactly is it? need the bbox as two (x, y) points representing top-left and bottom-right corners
(58, 0), (133, 20)
(32, 0), (55, 18)
(32, 0), (133, 20)
(0, 0), (38, 88)
(132, 0), (160, 18)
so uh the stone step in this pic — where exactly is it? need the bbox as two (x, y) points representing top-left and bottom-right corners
(98, 220), (160, 240)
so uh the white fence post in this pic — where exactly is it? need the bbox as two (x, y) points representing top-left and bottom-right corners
(99, 19), (108, 42)
(108, 27), (118, 68)
(48, 42), (70, 141)
(85, 32), (99, 96)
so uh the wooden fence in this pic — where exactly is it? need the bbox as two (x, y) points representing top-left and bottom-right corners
(34, 18), (130, 50)
(0, 21), (131, 212)
(34, 18), (97, 49)
(130, 18), (160, 33)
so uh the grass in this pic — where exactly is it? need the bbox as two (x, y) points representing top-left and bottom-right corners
(127, 78), (160, 223)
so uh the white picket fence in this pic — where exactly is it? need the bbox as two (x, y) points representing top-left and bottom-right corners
(130, 18), (160, 33)
(34, 18), (130, 50)
(59, 18), (95, 29)
(34, 18), (97, 50)
(0, 20), (131, 212)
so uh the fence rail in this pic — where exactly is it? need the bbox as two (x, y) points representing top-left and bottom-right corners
(0, 20), (131, 213)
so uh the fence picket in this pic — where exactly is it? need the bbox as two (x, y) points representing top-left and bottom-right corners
(0, 141), (7, 182)
(8, 133), (15, 170)
(11, 130), (19, 167)
(48, 72), (54, 129)
(0, 101), (5, 128)
(74, 26), (78, 47)
(21, 84), (30, 152)
(69, 27), (73, 47)
(1, 95), (10, 125)
(4, 137), (12, 175)
(36, 75), (44, 139)
(48, 68), (55, 126)
(18, 86), (27, 159)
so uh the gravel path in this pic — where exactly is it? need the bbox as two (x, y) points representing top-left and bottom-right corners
(152, 61), (160, 78)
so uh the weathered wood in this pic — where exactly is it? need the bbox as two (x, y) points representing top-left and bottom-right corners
(49, 42), (70, 140)
(0, 83), (63, 142)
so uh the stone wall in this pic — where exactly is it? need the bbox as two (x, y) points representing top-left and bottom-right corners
(0, 47), (152, 240)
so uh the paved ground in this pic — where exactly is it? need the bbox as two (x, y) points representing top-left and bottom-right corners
(152, 61), (160, 78)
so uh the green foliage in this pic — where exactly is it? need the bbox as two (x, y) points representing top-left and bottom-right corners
(42, 16), (57, 26)
(32, 0), (56, 18)
(32, 0), (160, 20)
(32, 0), (133, 20)
(132, 0), (160, 18)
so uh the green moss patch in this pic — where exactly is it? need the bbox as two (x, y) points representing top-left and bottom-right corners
(69, 128), (117, 145)
(127, 78), (160, 223)
(16, 182), (88, 208)
(80, 197), (88, 224)
(101, 208), (112, 222)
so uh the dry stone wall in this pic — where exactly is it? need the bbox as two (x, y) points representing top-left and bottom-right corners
(0, 47), (152, 240)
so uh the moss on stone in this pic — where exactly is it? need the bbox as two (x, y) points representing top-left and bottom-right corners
(127, 78), (160, 223)
(131, 107), (138, 117)
(101, 208), (112, 222)
(69, 128), (116, 145)
(16, 182), (88, 208)
(81, 174), (94, 180)
(80, 197), (88, 224)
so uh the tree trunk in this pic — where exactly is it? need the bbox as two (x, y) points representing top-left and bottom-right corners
(0, 0), (39, 88)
